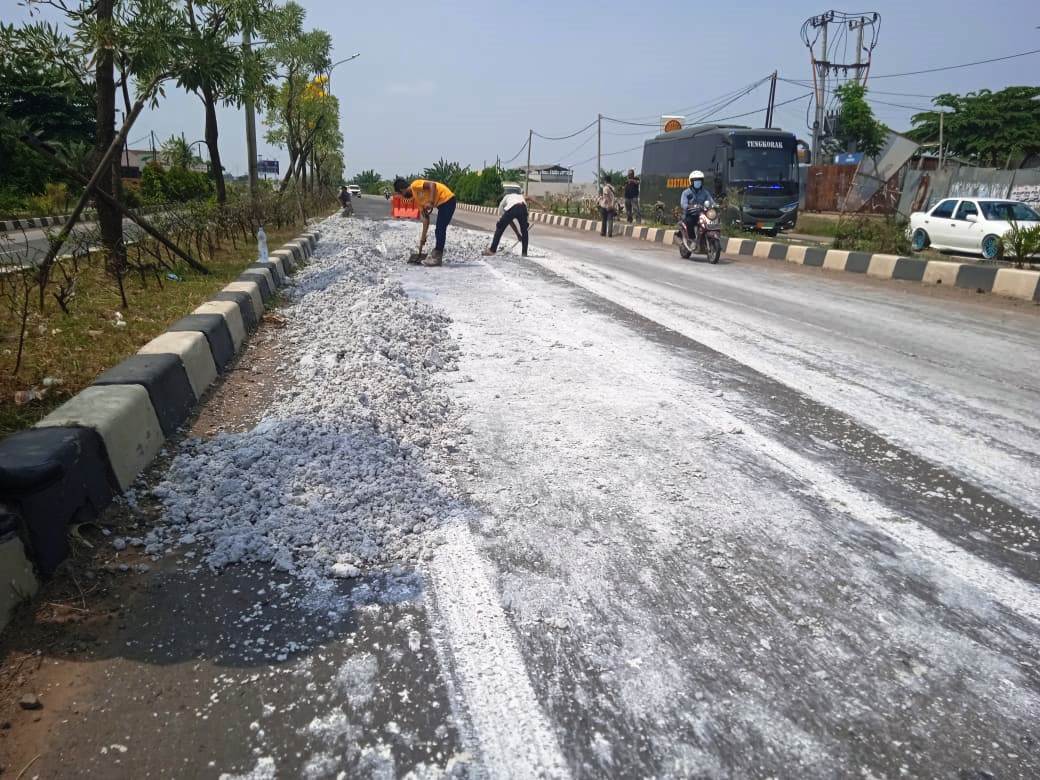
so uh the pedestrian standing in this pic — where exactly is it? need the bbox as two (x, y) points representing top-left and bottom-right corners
(394, 176), (457, 266)
(598, 176), (617, 238)
(482, 191), (529, 257)
(624, 169), (641, 223)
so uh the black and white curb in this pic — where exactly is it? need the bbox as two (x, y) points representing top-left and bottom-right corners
(456, 203), (1040, 303)
(0, 226), (321, 629)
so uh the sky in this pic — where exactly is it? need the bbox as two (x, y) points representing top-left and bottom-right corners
(4, 0), (1039, 182)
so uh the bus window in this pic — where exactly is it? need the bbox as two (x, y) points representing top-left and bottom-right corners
(731, 147), (798, 183)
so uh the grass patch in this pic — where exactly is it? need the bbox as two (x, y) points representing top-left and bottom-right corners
(0, 224), (302, 436)
(793, 215), (841, 238)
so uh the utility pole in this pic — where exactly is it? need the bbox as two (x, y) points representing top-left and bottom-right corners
(765, 71), (778, 129)
(597, 113), (602, 184)
(525, 129), (532, 196)
(812, 20), (828, 163)
(938, 111), (944, 170)
(803, 11), (880, 162)
(243, 25), (259, 199)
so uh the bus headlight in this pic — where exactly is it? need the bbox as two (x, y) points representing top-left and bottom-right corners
(779, 201), (799, 214)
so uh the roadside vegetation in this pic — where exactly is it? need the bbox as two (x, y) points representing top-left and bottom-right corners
(0, 1), (344, 432)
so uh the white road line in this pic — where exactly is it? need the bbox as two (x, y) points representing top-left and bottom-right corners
(427, 524), (571, 780)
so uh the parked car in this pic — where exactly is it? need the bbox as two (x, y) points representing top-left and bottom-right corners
(347, 184), (362, 198)
(909, 197), (1040, 259)
(502, 182), (523, 195)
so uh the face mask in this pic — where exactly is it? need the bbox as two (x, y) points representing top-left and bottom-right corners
(693, 181), (702, 190)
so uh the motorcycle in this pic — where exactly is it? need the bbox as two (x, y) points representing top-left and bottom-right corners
(677, 205), (722, 264)
(338, 192), (353, 217)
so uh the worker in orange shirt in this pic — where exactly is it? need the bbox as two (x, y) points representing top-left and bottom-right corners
(393, 176), (457, 266)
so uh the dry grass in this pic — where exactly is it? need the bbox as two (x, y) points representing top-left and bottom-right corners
(0, 225), (302, 436)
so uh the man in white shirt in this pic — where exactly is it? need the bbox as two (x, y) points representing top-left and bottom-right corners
(482, 191), (529, 257)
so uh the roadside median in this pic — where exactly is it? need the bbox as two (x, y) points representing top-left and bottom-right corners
(456, 203), (1040, 303)
(0, 225), (323, 631)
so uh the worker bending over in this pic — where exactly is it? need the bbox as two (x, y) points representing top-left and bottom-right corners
(394, 176), (457, 265)
(482, 191), (529, 257)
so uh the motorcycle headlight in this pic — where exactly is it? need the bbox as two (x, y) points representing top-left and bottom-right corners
(779, 201), (799, 214)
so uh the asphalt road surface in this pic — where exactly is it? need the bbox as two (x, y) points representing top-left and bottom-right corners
(4, 196), (1037, 779)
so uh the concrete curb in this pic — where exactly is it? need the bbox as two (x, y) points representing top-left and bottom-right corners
(456, 202), (1040, 303)
(0, 206), (170, 234)
(0, 225), (322, 625)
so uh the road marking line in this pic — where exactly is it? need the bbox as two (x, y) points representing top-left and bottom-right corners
(427, 523), (570, 780)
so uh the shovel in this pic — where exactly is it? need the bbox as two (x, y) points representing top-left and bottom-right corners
(407, 215), (430, 263)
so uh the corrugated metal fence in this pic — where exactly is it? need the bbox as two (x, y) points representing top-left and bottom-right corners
(805, 163), (1040, 216)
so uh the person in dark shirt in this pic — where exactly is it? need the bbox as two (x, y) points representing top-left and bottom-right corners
(623, 169), (641, 223)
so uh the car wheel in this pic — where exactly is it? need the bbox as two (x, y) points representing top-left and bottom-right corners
(981, 234), (1002, 260)
(911, 228), (930, 252)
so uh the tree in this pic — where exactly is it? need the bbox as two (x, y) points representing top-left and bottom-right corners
(263, 3), (332, 194)
(8, 0), (179, 299)
(909, 87), (1040, 168)
(350, 169), (384, 193)
(833, 83), (885, 158)
(0, 41), (95, 198)
(422, 159), (467, 189)
(161, 135), (204, 169)
(173, 0), (250, 204)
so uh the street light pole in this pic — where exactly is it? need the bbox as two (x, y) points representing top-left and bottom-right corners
(326, 53), (361, 94)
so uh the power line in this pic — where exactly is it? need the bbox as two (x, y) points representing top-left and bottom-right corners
(709, 92), (813, 124)
(605, 78), (773, 123)
(870, 47), (1040, 79)
(782, 78), (935, 99)
(566, 143), (644, 169)
(601, 115), (658, 128)
(533, 118), (598, 141)
(500, 136), (529, 165)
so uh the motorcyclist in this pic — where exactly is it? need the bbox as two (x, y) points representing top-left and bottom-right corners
(338, 185), (352, 209)
(680, 170), (714, 245)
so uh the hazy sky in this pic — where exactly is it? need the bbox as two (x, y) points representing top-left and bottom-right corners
(5, 0), (1039, 181)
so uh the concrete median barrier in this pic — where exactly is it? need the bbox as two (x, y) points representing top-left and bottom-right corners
(194, 300), (247, 350)
(0, 225), (321, 622)
(223, 281), (264, 321)
(0, 426), (118, 576)
(993, 268), (1040, 301)
(93, 354), (196, 437)
(922, 261), (962, 286)
(36, 385), (163, 492)
(168, 313), (237, 372)
(138, 331), (218, 400)
(239, 269), (275, 301)
(271, 248), (296, 273)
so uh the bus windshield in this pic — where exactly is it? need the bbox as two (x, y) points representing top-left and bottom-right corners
(731, 146), (798, 183)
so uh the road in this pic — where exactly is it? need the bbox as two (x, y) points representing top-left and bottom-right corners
(0, 213), (161, 266)
(3, 195), (1037, 778)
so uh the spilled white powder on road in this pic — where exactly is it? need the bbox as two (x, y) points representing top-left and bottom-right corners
(150, 216), (568, 777)
(152, 218), (469, 581)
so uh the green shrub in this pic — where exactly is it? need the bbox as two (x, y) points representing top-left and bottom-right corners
(832, 215), (911, 255)
(999, 222), (1040, 267)
(140, 162), (213, 204)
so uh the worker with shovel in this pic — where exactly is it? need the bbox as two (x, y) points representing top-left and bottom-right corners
(394, 176), (456, 266)
(482, 190), (529, 257)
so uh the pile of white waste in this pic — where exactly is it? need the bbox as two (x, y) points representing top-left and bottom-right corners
(150, 218), (473, 583)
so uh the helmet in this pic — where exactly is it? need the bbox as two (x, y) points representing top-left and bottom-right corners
(689, 170), (704, 182)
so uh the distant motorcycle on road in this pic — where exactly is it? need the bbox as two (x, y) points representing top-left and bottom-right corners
(677, 205), (722, 264)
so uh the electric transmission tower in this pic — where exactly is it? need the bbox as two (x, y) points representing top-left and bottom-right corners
(801, 10), (881, 161)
